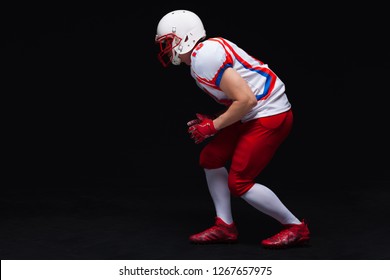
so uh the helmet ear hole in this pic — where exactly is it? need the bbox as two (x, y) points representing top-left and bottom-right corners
(184, 35), (189, 43)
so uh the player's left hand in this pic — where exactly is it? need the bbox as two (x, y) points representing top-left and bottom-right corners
(186, 113), (216, 127)
(187, 118), (217, 144)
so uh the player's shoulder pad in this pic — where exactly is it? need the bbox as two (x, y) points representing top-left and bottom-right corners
(191, 39), (227, 80)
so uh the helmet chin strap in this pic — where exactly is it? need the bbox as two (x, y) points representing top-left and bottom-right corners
(171, 50), (181, 65)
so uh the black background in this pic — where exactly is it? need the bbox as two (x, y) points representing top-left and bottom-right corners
(2, 3), (390, 260)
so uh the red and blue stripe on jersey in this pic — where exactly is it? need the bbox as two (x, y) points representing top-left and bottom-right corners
(192, 37), (277, 102)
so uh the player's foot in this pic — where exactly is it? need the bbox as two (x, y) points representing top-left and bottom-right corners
(261, 219), (310, 249)
(189, 217), (238, 244)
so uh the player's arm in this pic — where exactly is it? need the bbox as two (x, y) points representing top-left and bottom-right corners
(213, 67), (257, 130)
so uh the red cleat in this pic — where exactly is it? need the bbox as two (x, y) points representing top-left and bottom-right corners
(261, 219), (310, 249)
(189, 217), (238, 244)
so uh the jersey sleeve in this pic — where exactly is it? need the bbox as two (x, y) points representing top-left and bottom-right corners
(191, 39), (233, 87)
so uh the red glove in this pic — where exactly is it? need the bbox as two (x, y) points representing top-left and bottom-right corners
(187, 118), (218, 144)
(186, 113), (217, 127)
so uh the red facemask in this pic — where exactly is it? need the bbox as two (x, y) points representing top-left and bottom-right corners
(155, 33), (182, 67)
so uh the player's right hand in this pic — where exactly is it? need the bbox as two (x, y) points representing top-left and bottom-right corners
(187, 118), (217, 144)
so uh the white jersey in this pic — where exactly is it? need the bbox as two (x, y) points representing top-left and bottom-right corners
(190, 37), (291, 122)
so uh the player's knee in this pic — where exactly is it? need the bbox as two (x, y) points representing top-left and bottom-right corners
(228, 174), (254, 197)
(199, 148), (225, 169)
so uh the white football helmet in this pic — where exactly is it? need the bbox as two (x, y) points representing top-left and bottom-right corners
(155, 10), (206, 67)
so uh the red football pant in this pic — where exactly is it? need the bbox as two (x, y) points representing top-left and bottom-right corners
(199, 109), (293, 197)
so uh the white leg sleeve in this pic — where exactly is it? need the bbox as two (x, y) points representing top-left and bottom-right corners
(241, 183), (300, 225)
(204, 167), (233, 224)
